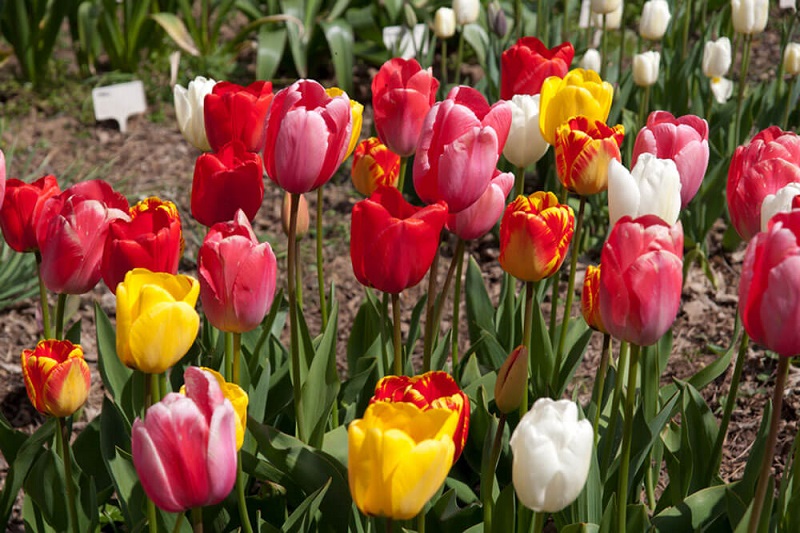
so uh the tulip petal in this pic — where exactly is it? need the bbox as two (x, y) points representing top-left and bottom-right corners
(129, 302), (200, 373)
(274, 109), (328, 193)
(205, 400), (238, 505)
(391, 437), (454, 519)
(132, 418), (185, 513)
(42, 357), (90, 418)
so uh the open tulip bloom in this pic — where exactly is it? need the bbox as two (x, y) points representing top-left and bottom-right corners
(500, 37), (574, 99)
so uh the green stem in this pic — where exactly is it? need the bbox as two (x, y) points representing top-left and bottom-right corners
(287, 193), (306, 442)
(144, 374), (158, 533)
(748, 355), (791, 533)
(192, 507), (203, 533)
(561, 0), (569, 42)
(150, 373), (162, 404)
(600, 15), (608, 80)
(422, 239), (442, 372)
(57, 417), (80, 533)
(784, 76), (799, 130)
(232, 333), (242, 385)
(519, 281), (535, 417)
(516, 0), (523, 40)
(431, 239), (465, 348)
(417, 511), (426, 533)
(236, 452), (253, 533)
(513, 165), (525, 199)
(296, 242), (303, 311)
(482, 414), (507, 532)
(224, 331), (234, 383)
(592, 333), (612, 445)
(601, 341), (629, 475)
(316, 188), (328, 329)
(55, 293), (67, 340)
(147, 499), (158, 533)
(35, 253), (52, 339)
(397, 157), (408, 194)
(735, 34), (752, 144)
(681, 0), (693, 60)
(380, 291), (390, 376)
(440, 39), (448, 93)
(548, 273), (561, 344)
(452, 247), (466, 367)
(617, 2), (626, 84)
(639, 85), (651, 129)
(455, 29), (465, 85)
(391, 292), (403, 376)
(705, 84), (715, 122)
(533, 510), (545, 533)
(617, 343), (641, 533)
(171, 513), (185, 533)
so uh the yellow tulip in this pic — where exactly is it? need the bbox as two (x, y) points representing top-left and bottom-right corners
(116, 268), (200, 374)
(326, 87), (363, 159)
(180, 367), (248, 450)
(538, 68), (614, 146)
(348, 402), (457, 520)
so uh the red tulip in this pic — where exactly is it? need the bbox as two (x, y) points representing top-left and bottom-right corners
(191, 140), (264, 227)
(414, 86), (511, 213)
(350, 186), (447, 294)
(500, 37), (574, 100)
(37, 180), (129, 294)
(0, 174), (61, 252)
(372, 58), (440, 157)
(632, 111), (709, 208)
(101, 197), (182, 293)
(446, 170), (514, 240)
(204, 80), (274, 153)
(199, 210), (277, 333)
(599, 215), (683, 346)
(370, 371), (470, 461)
(263, 79), (352, 194)
(727, 127), (800, 241)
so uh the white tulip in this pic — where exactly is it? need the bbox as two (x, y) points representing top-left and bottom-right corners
(590, 1), (623, 29)
(608, 154), (682, 226)
(710, 76), (734, 104)
(591, 0), (622, 15)
(784, 43), (800, 76)
(779, 0), (796, 9)
(453, 0), (480, 25)
(731, 0), (768, 35)
(173, 76), (216, 152)
(639, 0), (671, 41)
(434, 7), (456, 39)
(580, 48), (602, 72)
(633, 51), (660, 87)
(503, 94), (549, 168)
(510, 398), (593, 513)
(761, 183), (800, 231)
(702, 37), (732, 79)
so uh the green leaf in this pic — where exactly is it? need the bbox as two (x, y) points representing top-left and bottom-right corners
(94, 302), (133, 403)
(24, 448), (69, 532)
(462, 23), (489, 67)
(0, 418), (55, 525)
(255, 27), (287, 80)
(281, 478), (331, 532)
(652, 484), (730, 531)
(280, 0), (308, 77)
(320, 20), (354, 95)
(151, 12), (199, 55)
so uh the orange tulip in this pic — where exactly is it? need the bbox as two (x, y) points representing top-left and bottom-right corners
(21, 340), (90, 418)
(351, 138), (401, 196)
(555, 116), (624, 196)
(581, 264), (606, 333)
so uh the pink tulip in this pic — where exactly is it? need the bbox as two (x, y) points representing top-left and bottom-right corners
(263, 80), (352, 194)
(599, 215), (683, 346)
(446, 170), (514, 240)
(632, 111), (709, 208)
(132, 366), (237, 513)
(414, 86), (512, 213)
(739, 210), (800, 357)
(199, 210), (278, 333)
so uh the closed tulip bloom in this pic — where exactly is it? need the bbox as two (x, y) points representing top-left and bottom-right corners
(555, 116), (624, 196)
(348, 401), (457, 520)
(494, 345), (529, 414)
(639, 0), (671, 40)
(326, 87), (363, 159)
(180, 367), (248, 450)
(204, 80), (273, 153)
(447, 170), (514, 240)
(174, 76), (216, 151)
(608, 155), (682, 226)
(633, 51), (660, 87)
(281, 192), (310, 238)
(372, 58), (439, 157)
(414, 86), (511, 213)
(500, 37), (575, 100)
(727, 127), (800, 240)
(503, 94), (550, 168)
(702, 37), (732, 78)
(579, 48), (602, 72)
(581, 264), (606, 333)
(632, 111), (709, 208)
(21, 339), (90, 418)
(590, 2), (623, 29)
(761, 183), (800, 231)
(539, 69), (614, 146)
(784, 43), (800, 76)
(350, 186), (447, 294)
(351, 137), (401, 196)
(499, 191), (575, 282)
(0, 174), (60, 252)
(101, 197), (182, 294)
(739, 211), (800, 357)
(199, 210), (277, 333)
(599, 215), (683, 346)
(591, 0), (622, 15)
(453, 0), (480, 25)
(116, 268), (200, 374)
(510, 398), (593, 513)
(191, 140), (264, 228)
(731, 0), (768, 35)
(434, 7), (456, 38)
(132, 367), (237, 513)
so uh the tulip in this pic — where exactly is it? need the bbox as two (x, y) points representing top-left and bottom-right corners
(21, 339), (90, 418)
(711, 77), (734, 104)
(281, 191), (310, 238)
(348, 401), (457, 520)
(761, 183), (800, 231)
(434, 7), (456, 39)
(414, 86), (511, 213)
(599, 215), (683, 346)
(632, 111), (710, 208)
(174, 76), (216, 151)
(350, 186), (447, 294)
(326, 87), (363, 159)
(371, 58), (439, 157)
(447, 170), (514, 240)
(539, 68), (614, 146)
(204, 80), (273, 153)
(702, 37), (732, 79)
(633, 51), (660, 87)
(590, 2), (623, 29)
(101, 197), (182, 294)
(510, 398), (593, 512)
(499, 191), (575, 282)
(180, 367), (248, 450)
(639, 0), (671, 40)
(739, 210), (800, 357)
(132, 367), (237, 513)
(487, 1), (508, 37)
(581, 264), (606, 333)
(579, 48), (602, 72)
(0, 174), (60, 252)
(784, 43), (800, 76)
(191, 140), (264, 228)
(591, 0), (622, 15)
(494, 345), (529, 414)
(554, 115), (624, 196)
(116, 268), (200, 374)
(351, 137), (401, 196)
(453, 0), (480, 25)
(727, 127), (800, 240)
(608, 154), (682, 226)
(731, 0), (768, 35)
(264, 80), (352, 194)
(503, 94), (550, 169)
(199, 210), (277, 333)
(500, 37), (575, 100)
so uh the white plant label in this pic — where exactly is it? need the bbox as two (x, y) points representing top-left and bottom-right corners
(92, 80), (147, 133)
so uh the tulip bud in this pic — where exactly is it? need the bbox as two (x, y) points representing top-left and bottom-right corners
(494, 345), (528, 413)
(731, 0), (768, 35)
(760, 183), (800, 231)
(434, 7), (456, 38)
(639, 0), (671, 41)
(174, 76), (216, 151)
(633, 51), (660, 87)
(21, 339), (90, 418)
(487, 2), (508, 37)
(281, 192), (310, 239)
(591, 0), (621, 15)
(404, 3), (418, 29)
(784, 43), (800, 76)
(581, 264), (605, 333)
(453, 0), (480, 25)
(579, 48), (602, 72)
(702, 37), (732, 79)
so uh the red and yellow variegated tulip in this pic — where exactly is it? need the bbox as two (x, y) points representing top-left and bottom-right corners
(555, 116), (624, 196)
(21, 339), (90, 418)
(499, 192), (575, 282)
(351, 137), (401, 196)
(370, 371), (470, 461)
(538, 69), (614, 146)
(581, 264), (606, 333)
